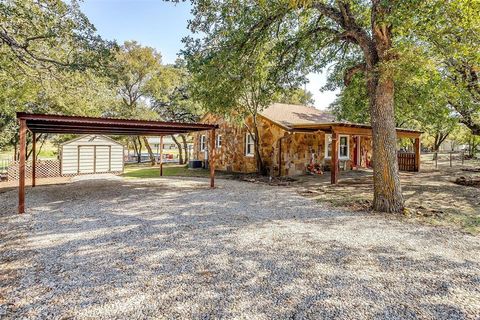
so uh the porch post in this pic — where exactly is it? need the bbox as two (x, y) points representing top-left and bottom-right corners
(32, 132), (36, 187)
(18, 119), (26, 214)
(414, 137), (421, 172)
(159, 136), (163, 176)
(356, 136), (361, 168)
(331, 131), (339, 184)
(209, 129), (216, 188)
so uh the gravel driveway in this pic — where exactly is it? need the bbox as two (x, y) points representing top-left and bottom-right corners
(0, 177), (479, 319)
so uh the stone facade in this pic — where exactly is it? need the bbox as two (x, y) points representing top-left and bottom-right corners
(193, 114), (373, 176)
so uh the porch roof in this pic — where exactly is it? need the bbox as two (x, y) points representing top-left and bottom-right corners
(290, 122), (422, 139)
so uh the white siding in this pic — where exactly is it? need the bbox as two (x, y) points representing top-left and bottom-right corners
(79, 146), (94, 173)
(61, 135), (124, 175)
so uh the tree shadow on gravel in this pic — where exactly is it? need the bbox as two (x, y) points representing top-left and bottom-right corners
(0, 177), (479, 319)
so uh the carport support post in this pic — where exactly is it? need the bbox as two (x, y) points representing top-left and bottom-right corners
(414, 137), (421, 172)
(331, 131), (339, 184)
(32, 132), (36, 187)
(209, 129), (216, 188)
(18, 119), (26, 214)
(159, 136), (163, 176)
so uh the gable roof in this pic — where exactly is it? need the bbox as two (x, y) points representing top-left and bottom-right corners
(260, 103), (335, 127)
(60, 134), (124, 146)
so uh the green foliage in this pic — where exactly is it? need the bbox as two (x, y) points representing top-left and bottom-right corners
(147, 59), (202, 122)
(108, 41), (162, 119)
(273, 87), (315, 106)
(0, 0), (114, 72)
(0, 0), (116, 151)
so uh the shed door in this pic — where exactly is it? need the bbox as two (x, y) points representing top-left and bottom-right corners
(95, 146), (111, 172)
(78, 146), (94, 174)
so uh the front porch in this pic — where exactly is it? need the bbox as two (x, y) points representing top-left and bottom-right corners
(274, 123), (422, 184)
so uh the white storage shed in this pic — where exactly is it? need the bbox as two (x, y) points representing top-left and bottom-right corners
(60, 135), (124, 175)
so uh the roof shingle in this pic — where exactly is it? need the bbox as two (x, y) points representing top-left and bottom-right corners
(260, 103), (335, 128)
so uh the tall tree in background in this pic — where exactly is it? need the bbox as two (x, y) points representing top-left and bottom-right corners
(184, 41), (288, 175)
(274, 87), (315, 107)
(110, 41), (162, 164)
(147, 59), (201, 164)
(400, 1), (480, 136)
(0, 0), (114, 155)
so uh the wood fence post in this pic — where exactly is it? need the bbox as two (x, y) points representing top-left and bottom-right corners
(435, 152), (438, 169)
(414, 137), (420, 172)
(32, 132), (36, 187)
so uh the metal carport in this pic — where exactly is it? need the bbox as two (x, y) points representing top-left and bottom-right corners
(16, 112), (218, 214)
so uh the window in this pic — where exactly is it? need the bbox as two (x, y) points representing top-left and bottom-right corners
(200, 135), (206, 151)
(216, 135), (222, 148)
(325, 134), (349, 159)
(245, 133), (255, 156)
(339, 136), (349, 158)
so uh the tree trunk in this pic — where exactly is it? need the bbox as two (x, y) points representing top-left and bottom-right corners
(171, 135), (184, 164)
(142, 136), (156, 165)
(251, 116), (267, 175)
(367, 71), (405, 213)
(132, 136), (142, 163)
(179, 134), (189, 164)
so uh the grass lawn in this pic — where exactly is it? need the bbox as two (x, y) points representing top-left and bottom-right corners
(122, 164), (212, 178)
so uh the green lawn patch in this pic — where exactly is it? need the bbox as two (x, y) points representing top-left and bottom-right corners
(122, 164), (211, 178)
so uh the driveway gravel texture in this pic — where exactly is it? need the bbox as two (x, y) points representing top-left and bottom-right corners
(0, 176), (479, 319)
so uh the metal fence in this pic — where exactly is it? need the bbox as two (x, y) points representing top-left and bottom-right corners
(422, 151), (467, 169)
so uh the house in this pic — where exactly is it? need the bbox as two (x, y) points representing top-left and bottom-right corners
(60, 135), (124, 175)
(193, 103), (422, 179)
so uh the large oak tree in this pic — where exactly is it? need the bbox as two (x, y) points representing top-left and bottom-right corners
(184, 0), (419, 212)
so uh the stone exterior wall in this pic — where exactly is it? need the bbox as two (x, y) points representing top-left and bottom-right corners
(193, 114), (373, 176)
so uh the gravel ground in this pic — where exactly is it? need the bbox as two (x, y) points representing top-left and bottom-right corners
(0, 176), (479, 319)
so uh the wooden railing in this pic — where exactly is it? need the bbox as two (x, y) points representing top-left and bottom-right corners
(397, 152), (417, 172)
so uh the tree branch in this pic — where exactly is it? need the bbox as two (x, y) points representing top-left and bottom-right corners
(344, 62), (366, 86)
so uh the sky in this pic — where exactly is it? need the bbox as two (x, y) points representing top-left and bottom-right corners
(80, 0), (339, 110)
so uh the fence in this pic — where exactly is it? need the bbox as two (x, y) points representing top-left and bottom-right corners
(397, 152), (417, 172)
(7, 160), (61, 181)
(422, 151), (466, 169)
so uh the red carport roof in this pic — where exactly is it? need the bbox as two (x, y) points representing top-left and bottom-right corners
(17, 112), (218, 135)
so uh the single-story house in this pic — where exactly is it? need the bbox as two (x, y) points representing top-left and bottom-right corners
(193, 103), (421, 179)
